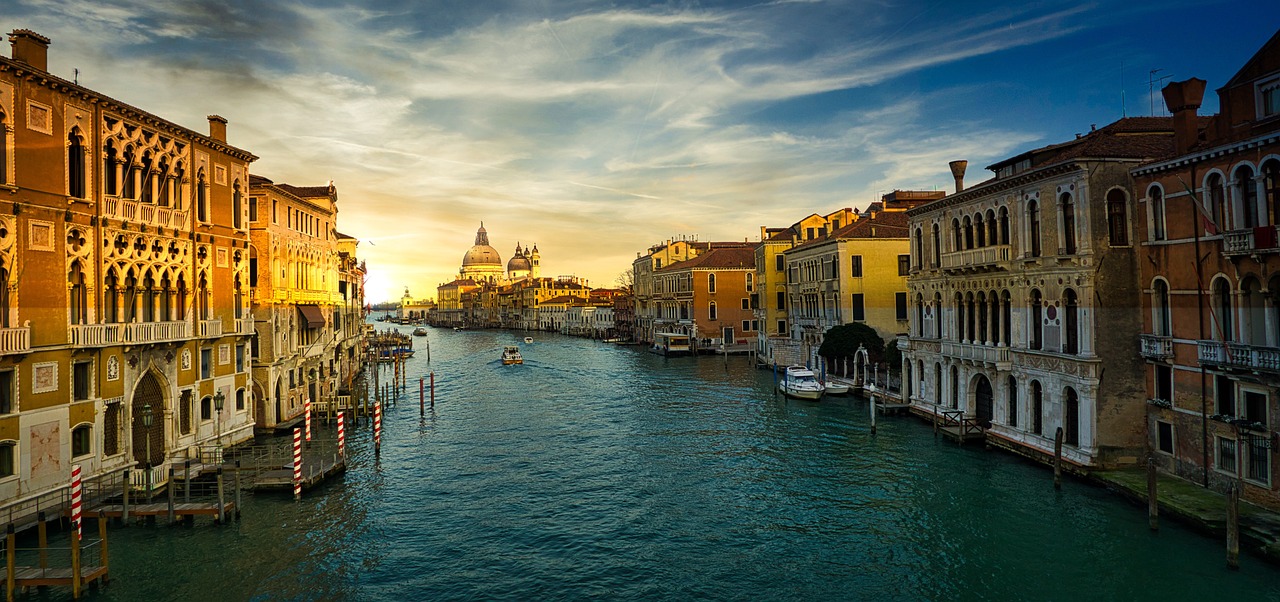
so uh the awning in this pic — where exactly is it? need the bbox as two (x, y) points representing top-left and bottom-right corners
(297, 304), (326, 329)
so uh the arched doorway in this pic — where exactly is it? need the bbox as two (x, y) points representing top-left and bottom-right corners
(974, 374), (994, 428)
(253, 380), (266, 428)
(274, 377), (284, 426)
(130, 372), (166, 467)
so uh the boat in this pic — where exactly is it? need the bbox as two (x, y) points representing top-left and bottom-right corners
(501, 345), (524, 365)
(824, 381), (850, 395)
(524, 337), (534, 344)
(649, 332), (692, 357)
(412, 327), (428, 336)
(778, 366), (824, 400)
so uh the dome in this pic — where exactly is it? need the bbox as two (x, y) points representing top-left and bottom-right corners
(507, 255), (532, 272)
(461, 223), (502, 267)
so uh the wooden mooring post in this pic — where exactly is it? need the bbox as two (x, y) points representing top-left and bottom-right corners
(419, 377), (424, 416)
(235, 461), (243, 519)
(37, 512), (47, 571)
(1147, 457), (1159, 531)
(70, 519), (80, 599)
(430, 372), (435, 408)
(168, 468), (176, 524)
(121, 469), (130, 524)
(1053, 427), (1063, 489)
(98, 511), (109, 583)
(5, 524), (13, 602)
(1227, 484), (1240, 569)
(184, 460), (191, 503)
(216, 467), (226, 525)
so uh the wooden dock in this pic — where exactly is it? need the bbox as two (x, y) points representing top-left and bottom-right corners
(10, 564), (108, 589)
(936, 409), (986, 444)
(91, 501), (236, 519)
(252, 455), (346, 492)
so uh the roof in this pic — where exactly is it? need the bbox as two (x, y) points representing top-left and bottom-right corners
(278, 184), (335, 199)
(658, 246), (755, 272)
(1223, 28), (1280, 89)
(790, 210), (911, 251)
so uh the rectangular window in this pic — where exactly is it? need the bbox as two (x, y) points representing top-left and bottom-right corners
(1216, 437), (1238, 474)
(0, 371), (12, 414)
(1246, 433), (1270, 483)
(201, 396), (212, 421)
(1261, 80), (1280, 118)
(201, 348), (212, 379)
(850, 255), (863, 278)
(1156, 365), (1173, 403)
(741, 298), (750, 310)
(775, 254), (784, 271)
(745, 273), (753, 292)
(272, 199), (278, 224)
(180, 390), (192, 435)
(898, 254), (910, 276)
(72, 361), (91, 401)
(1157, 421), (1174, 455)
(72, 425), (91, 457)
(104, 402), (120, 455)
(1243, 390), (1267, 425)
(776, 291), (786, 310)
(236, 345), (245, 372)
(1216, 375), (1236, 416)
(777, 320), (786, 334)
(742, 320), (751, 332)
(806, 227), (815, 239)
(851, 294), (865, 321)
(249, 196), (258, 222)
(0, 444), (12, 478)
(895, 292), (908, 321)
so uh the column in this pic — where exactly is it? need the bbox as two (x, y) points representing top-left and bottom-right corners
(1080, 289), (1096, 357)
(1076, 179), (1092, 255)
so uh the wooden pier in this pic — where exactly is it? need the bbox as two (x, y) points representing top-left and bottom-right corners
(5, 514), (110, 601)
(90, 501), (236, 520)
(252, 455), (346, 492)
(936, 409), (986, 444)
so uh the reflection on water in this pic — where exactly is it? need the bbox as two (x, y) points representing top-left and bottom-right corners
(81, 325), (1279, 601)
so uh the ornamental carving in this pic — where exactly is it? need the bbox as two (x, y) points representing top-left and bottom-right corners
(106, 355), (119, 381)
(181, 349), (192, 371)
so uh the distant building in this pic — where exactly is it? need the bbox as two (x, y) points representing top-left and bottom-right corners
(399, 288), (435, 320)
(652, 244), (756, 351)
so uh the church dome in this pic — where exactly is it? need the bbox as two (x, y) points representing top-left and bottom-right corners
(461, 223), (502, 267)
(507, 255), (531, 272)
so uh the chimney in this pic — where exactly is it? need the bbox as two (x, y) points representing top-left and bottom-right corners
(207, 115), (228, 143)
(8, 29), (50, 72)
(948, 160), (968, 193)
(1162, 78), (1206, 155)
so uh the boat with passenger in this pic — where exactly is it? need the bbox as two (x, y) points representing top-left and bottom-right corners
(412, 327), (428, 336)
(650, 332), (692, 357)
(502, 345), (524, 365)
(778, 366), (824, 400)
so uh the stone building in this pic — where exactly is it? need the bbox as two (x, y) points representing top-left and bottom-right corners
(1132, 31), (1280, 508)
(902, 118), (1182, 469)
(652, 244), (756, 351)
(0, 30), (255, 507)
(632, 238), (710, 345)
(246, 175), (346, 429)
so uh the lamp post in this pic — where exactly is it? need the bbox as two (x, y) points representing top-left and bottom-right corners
(213, 390), (225, 452)
(141, 403), (153, 499)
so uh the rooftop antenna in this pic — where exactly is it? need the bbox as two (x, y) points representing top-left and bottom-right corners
(73, 68), (79, 85)
(1120, 60), (1126, 118)
(1149, 68), (1171, 116)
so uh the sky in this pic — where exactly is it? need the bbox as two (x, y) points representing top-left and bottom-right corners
(8, 1), (1279, 302)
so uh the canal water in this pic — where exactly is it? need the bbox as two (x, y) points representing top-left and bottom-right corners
(85, 326), (1279, 600)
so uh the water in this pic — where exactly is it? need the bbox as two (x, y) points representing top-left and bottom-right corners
(82, 326), (1280, 600)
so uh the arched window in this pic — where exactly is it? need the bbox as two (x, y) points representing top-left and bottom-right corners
(68, 130), (86, 199)
(0, 441), (14, 477)
(123, 270), (138, 323)
(1064, 289), (1079, 354)
(1150, 186), (1167, 240)
(1061, 193), (1076, 254)
(201, 396), (213, 421)
(236, 388), (246, 411)
(913, 228), (923, 269)
(707, 273), (716, 293)
(1006, 376), (1018, 428)
(1028, 200), (1042, 257)
(915, 293), (924, 336)
(1153, 280), (1171, 337)
(1001, 290), (1012, 347)
(954, 292), (964, 341)
(1236, 165), (1258, 229)
(708, 301), (717, 321)
(140, 151), (154, 203)
(1206, 172), (1226, 233)
(1030, 289), (1043, 350)
(950, 365), (960, 408)
(934, 293), (943, 338)
(143, 270), (157, 322)
(1107, 189), (1128, 246)
(174, 163), (186, 211)
(1212, 277), (1233, 342)
(122, 147), (137, 199)
(931, 224), (941, 266)
(963, 216), (974, 250)
(197, 169), (208, 223)
(934, 363), (943, 405)
(69, 260), (87, 325)
(233, 180), (243, 229)
(1263, 159), (1280, 227)
(104, 270), (118, 324)
(234, 277), (244, 319)
(198, 272), (210, 321)
(1064, 387), (1080, 446)
(0, 262), (9, 328)
(72, 424), (92, 457)
(974, 213), (986, 247)
(160, 272), (173, 321)
(177, 274), (188, 321)
(986, 210), (997, 247)
(1031, 381), (1044, 436)
(998, 207), (1010, 245)
(1242, 277), (1266, 345)
(0, 108), (8, 186)
(952, 218), (962, 252)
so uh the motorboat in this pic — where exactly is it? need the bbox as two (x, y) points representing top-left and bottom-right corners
(412, 327), (428, 336)
(524, 337), (534, 344)
(502, 345), (524, 365)
(824, 381), (850, 395)
(778, 366), (824, 400)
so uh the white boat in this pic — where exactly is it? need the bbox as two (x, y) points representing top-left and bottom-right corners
(524, 337), (534, 344)
(824, 381), (850, 395)
(502, 345), (524, 365)
(412, 327), (428, 336)
(779, 366), (824, 400)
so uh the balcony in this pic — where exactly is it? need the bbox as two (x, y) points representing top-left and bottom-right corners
(103, 197), (189, 230)
(1198, 340), (1280, 374)
(1139, 334), (1173, 361)
(1222, 226), (1279, 256)
(236, 316), (255, 335)
(69, 323), (125, 347)
(941, 244), (1012, 273)
(199, 319), (223, 338)
(941, 340), (1011, 370)
(127, 320), (190, 344)
(0, 325), (31, 355)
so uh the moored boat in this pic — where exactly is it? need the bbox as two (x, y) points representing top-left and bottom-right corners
(524, 337), (534, 344)
(778, 366), (824, 400)
(824, 381), (850, 395)
(502, 345), (524, 365)
(412, 327), (428, 336)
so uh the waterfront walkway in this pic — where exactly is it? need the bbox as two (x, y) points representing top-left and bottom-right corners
(1095, 469), (1280, 564)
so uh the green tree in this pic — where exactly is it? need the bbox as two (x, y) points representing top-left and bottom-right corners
(818, 323), (885, 368)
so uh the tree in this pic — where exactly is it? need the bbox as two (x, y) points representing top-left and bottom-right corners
(818, 323), (885, 374)
(615, 268), (634, 292)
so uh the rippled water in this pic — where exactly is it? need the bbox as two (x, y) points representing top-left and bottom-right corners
(82, 326), (1280, 600)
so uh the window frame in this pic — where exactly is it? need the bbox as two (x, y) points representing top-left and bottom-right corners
(71, 423), (93, 458)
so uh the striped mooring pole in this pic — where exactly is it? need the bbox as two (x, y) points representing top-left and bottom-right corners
(70, 464), (83, 540)
(337, 411), (346, 458)
(292, 427), (303, 500)
(304, 400), (312, 442)
(374, 401), (382, 455)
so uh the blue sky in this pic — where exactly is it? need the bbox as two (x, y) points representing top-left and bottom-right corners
(10, 1), (1279, 301)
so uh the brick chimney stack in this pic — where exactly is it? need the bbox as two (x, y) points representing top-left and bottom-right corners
(207, 115), (228, 143)
(8, 29), (50, 72)
(948, 160), (968, 193)
(1161, 78), (1206, 155)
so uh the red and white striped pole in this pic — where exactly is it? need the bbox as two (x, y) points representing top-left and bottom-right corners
(337, 411), (346, 458)
(292, 427), (302, 500)
(70, 464), (82, 540)
(304, 400), (312, 442)
(374, 401), (382, 455)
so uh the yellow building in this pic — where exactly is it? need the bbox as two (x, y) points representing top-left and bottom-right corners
(247, 175), (347, 429)
(0, 29), (255, 509)
(632, 238), (711, 344)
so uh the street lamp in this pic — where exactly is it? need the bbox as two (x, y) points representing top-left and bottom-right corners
(213, 390), (225, 450)
(141, 403), (153, 498)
